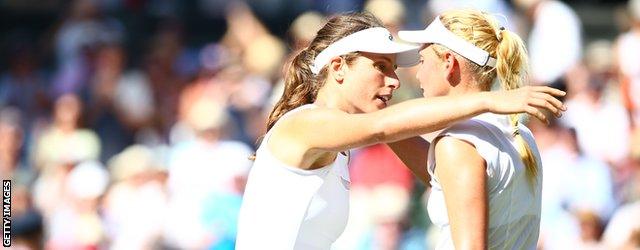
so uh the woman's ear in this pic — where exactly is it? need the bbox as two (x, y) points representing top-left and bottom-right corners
(442, 52), (460, 85)
(329, 56), (346, 83)
(442, 51), (457, 72)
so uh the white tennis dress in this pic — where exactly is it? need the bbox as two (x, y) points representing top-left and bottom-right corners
(427, 113), (543, 250)
(236, 104), (350, 250)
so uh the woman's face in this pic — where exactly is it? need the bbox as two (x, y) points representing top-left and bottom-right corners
(341, 52), (400, 113)
(415, 44), (450, 98)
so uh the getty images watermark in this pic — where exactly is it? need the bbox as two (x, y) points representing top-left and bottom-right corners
(3, 180), (10, 247)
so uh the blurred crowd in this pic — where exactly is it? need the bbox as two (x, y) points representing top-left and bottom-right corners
(1, 0), (639, 249)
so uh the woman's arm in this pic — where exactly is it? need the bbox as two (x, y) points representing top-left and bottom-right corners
(387, 86), (565, 185)
(386, 137), (430, 185)
(270, 86), (564, 169)
(433, 136), (488, 250)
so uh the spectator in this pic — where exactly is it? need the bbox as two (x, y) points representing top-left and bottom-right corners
(603, 200), (640, 249)
(562, 62), (630, 166)
(103, 145), (169, 250)
(165, 96), (252, 249)
(514, 0), (582, 88)
(574, 210), (606, 250)
(0, 107), (43, 249)
(42, 160), (110, 249)
(32, 93), (101, 172)
(615, 0), (640, 130)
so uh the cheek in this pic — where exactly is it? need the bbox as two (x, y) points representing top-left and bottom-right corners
(345, 76), (376, 109)
(421, 80), (445, 97)
(416, 65), (433, 87)
(415, 66), (426, 83)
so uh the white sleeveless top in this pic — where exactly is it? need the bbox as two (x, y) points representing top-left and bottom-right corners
(427, 113), (543, 250)
(236, 104), (351, 250)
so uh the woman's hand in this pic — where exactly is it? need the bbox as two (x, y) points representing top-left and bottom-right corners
(483, 86), (566, 124)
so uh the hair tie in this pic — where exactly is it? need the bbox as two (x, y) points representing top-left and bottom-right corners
(512, 120), (520, 137)
(497, 27), (506, 42)
(512, 128), (520, 137)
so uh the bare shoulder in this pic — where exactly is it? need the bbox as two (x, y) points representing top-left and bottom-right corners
(266, 106), (344, 168)
(270, 106), (344, 139)
(433, 136), (485, 171)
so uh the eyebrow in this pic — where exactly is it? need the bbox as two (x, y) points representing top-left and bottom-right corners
(372, 55), (394, 66)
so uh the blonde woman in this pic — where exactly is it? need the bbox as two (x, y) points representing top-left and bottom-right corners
(236, 12), (564, 249)
(399, 9), (546, 249)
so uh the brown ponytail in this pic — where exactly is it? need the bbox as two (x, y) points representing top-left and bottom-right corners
(247, 13), (384, 160)
(267, 48), (319, 131)
(265, 12), (384, 131)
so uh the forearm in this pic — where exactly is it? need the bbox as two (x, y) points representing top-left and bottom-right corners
(386, 137), (430, 185)
(374, 93), (489, 142)
(291, 93), (489, 153)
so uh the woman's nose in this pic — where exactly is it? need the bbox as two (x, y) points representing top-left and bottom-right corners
(387, 76), (400, 89)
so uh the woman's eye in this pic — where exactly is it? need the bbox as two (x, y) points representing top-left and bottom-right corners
(375, 63), (386, 71)
(419, 59), (424, 64)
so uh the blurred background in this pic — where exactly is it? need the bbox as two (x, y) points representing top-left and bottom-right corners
(1, 0), (639, 249)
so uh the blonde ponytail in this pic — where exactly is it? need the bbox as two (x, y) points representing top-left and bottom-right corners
(438, 9), (539, 185)
(494, 28), (538, 186)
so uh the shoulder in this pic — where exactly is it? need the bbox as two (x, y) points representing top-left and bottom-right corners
(270, 106), (348, 138)
(433, 135), (485, 169)
(443, 119), (485, 133)
(440, 119), (495, 144)
(274, 106), (348, 128)
(265, 106), (341, 164)
(432, 118), (493, 170)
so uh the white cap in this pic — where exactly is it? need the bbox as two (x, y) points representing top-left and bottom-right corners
(310, 27), (420, 75)
(399, 16), (497, 67)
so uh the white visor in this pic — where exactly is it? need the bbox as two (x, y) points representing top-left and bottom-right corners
(398, 16), (497, 67)
(310, 27), (420, 75)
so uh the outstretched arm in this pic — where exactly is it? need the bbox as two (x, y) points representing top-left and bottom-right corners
(387, 137), (430, 185)
(390, 86), (565, 185)
(271, 86), (564, 170)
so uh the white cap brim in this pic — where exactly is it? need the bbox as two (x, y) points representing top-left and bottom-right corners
(311, 27), (420, 74)
(398, 16), (496, 67)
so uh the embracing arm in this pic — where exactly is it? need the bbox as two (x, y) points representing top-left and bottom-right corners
(387, 136), (430, 185)
(272, 86), (564, 169)
(386, 85), (565, 185)
(434, 136), (488, 250)
(279, 93), (490, 154)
